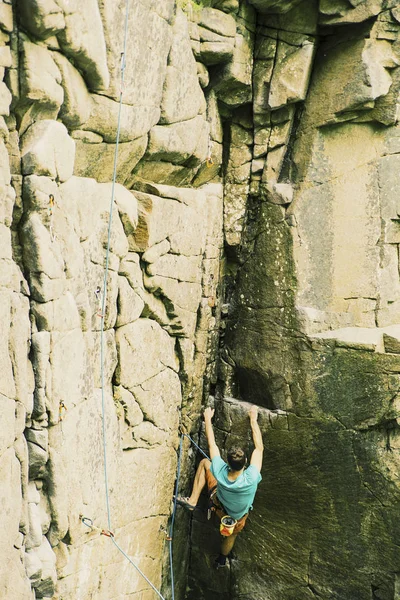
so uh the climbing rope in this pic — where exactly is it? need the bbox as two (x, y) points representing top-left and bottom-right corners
(167, 431), (211, 600)
(183, 433), (210, 461)
(92, 1), (167, 598)
(93, 1), (212, 595)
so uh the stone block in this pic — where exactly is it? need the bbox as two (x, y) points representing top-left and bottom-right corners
(115, 319), (178, 389)
(57, 0), (109, 90)
(199, 39), (235, 65)
(114, 385), (143, 427)
(18, 0), (65, 38)
(73, 135), (148, 184)
(25, 502), (42, 550)
(160, 9), (205, 125)
(147, 115), (209, 166)
(211, 20), (254, 107)
(84, 94), (158, 143)
(146, 253), (202, 284)
(268, 39), (315, 110)
(53, 52), (92, 129)
(20, 39), (63, 115)
(0, 3), (13, 33)
(21, 213), (64, 279)
(116, 274), (144, 328)
(223, 182), (249, 246)
(114, 184), (138, 247)
(142, 239), (170, 264)
(0, 80), (11, 116)
(0, 44), (11, 67)
(131, 188), (207, 256)
(131, 368), (181, 432)
(31, 292), (81, 332)
(21, 120), (75, 181)
(33, 536), (57, 597)
(383, 328), (400, 354)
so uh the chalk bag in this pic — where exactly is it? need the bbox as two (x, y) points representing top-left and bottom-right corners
(220, 515), (237, 537)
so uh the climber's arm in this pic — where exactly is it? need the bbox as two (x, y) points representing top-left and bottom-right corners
(249, 405), (263, 472)
(204, 407), (220, 460)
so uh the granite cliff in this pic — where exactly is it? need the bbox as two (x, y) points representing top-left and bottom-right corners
(1, 0), (400, 599)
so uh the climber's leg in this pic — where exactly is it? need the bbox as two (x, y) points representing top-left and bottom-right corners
(187, 458), (211, 506)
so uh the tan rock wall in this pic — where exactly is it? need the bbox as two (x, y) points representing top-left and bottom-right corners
(0, 1), (224, 597)
(3, 0), (400, 599)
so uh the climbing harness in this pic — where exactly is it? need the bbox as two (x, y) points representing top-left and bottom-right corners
(48, 194), (56, 242)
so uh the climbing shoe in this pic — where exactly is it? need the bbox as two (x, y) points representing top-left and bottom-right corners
(174, 496), (196, 511)
(214, 554), (228, 569)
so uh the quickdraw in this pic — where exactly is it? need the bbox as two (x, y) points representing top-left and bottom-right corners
(80, 516), (114, 538)
(95, 286), (104, 318)
(48, 194), (56, 242)
(59, 401), (67, 422)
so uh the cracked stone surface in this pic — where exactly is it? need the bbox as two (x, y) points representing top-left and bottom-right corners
(2, 0), (400, 599)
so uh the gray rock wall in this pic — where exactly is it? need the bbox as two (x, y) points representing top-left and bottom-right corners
(1, 0), (400, 599)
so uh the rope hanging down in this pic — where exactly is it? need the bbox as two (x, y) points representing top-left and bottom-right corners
(95, 1), (212, 595)
(95, 1), (166, 598)
(167, 432), (210, 600)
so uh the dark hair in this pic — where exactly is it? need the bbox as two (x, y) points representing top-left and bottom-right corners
(227, 446), (246, 471)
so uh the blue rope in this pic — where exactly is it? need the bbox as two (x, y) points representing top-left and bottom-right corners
(112, 538), (166, 600)
(167, 433), (209, 598)
(97, 2), (167, 598)
(100, 0), (130, 532)
(183, 433), (210, 461)
(168, 434), (183, 600)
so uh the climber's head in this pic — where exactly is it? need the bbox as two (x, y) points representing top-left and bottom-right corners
(227, 446), (246, 471)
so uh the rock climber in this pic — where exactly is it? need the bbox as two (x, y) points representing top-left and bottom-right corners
(177, 404), (263, 568)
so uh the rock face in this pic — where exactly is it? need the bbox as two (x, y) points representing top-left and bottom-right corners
(1, 1), (400, 600)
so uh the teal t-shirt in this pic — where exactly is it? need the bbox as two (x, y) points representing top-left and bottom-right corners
(210, 456), (262, 520)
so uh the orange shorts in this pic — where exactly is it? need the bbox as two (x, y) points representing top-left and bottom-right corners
(205, 465), (248, 534)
